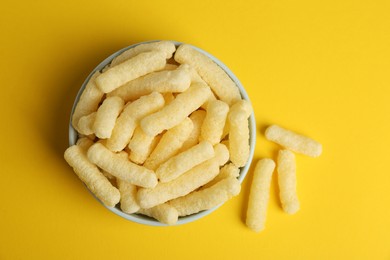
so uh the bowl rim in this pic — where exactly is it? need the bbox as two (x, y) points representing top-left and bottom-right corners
(68, 40), (256, 226)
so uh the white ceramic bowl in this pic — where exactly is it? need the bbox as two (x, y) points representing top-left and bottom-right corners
(69, 41), (256, 226)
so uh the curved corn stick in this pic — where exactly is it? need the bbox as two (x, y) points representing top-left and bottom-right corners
(246, 158), (275, 232)
(137, 157), (220, 209)
(174, 44), (241, 106)
(118, 179), (140, 214)
(111, 41), (176, 67)
(96, 51), (166, 93)
(64, 145), (120, 207)
(78, 112), (96, 135)
(72, 71), (104, 132)
(179, 110), (206, 152)
(93, 96), (124, 139)
(138, 203), (178, 225)
(200, 100), (229, 145)
(144, 118), (193, 171)
(87, 143), (157, 188)
(156, 141), (214, 183)
(277, 150), (300, 214)
(265, 125), (322, 157)
(228, 100), (253, 167)
(170, 177), (241, 216)
(106, 92), (165, 152)
(107, 64), (191, 102)
(140, 83), (211, 136)
(202, 163), (239, 190)
(127, 127), (157, 164)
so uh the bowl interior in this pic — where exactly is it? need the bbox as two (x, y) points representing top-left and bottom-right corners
(69, 41), (256, 226)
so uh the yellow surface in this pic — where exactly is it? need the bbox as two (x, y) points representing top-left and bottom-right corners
(1, 0), (390, 259)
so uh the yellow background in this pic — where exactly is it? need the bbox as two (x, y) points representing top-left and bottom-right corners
(1, 0), (389, 259)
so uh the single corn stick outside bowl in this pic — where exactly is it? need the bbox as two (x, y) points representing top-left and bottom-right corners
(68, 40), (256, 226)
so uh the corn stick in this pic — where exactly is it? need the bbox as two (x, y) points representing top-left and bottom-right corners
(265, 125), (322, 157)
(96, 51), (166, 93)
(87, 143), (157, 188)
(246, 159), (275, 232)
(111, 41), (176, 67)
(137, 156), (220, 209)
(170, 177), (241, 216)
(228, 100), (252, 167)
(64, 145), (120, 207)
(156, 141), (214, 183)
(93, 96), (124, 139)
(200, 100), (229, 145)
(140, 83), (211, 136)
(107, 64), (191, 102)
(278, 150), (300, 214)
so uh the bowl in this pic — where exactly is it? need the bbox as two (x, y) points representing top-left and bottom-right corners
(68, 40), (256, 226)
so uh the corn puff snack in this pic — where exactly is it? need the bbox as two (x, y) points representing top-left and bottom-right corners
(277, 150), (300, 214)
(246, 159), (275, 232)
(265, 124), (322, 157)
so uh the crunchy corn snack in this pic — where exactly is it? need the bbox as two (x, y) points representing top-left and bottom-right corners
(200, 100), (229, 145)
(64, 144), (120, 207)
(170, 177), (241, 216)
(246, 158), (275, 232)
(140, 83), (211, 136)
(137, 156), (220, 209)
(277, 150), (300, 214)
(111, 41), (176, 67)
(107, 64), (191, 102)
(96, 51), (166, 93)
(93, 96), (124, 139)
(87, 143), (157, 188)
(156, 141), (214, 183)
(228, 100), (252, 167)
(66, 42), (256, 225)
(265, 124), (322, 157)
